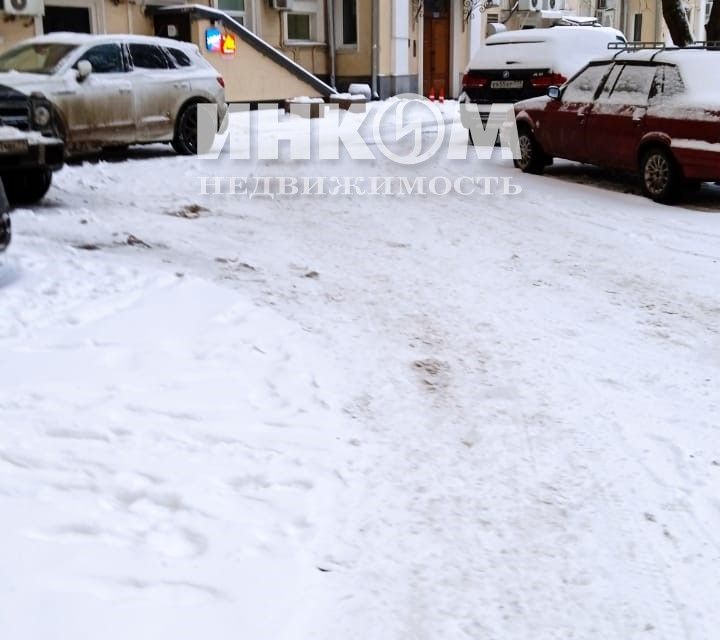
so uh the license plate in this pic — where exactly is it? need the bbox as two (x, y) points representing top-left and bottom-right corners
(490, 80), (523, 89)
(0, 140), (28, 154)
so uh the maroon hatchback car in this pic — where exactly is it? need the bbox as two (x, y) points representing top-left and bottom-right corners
(512, 46), (720, 202)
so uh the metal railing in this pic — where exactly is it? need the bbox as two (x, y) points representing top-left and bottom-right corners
(608, 41), (720, 51)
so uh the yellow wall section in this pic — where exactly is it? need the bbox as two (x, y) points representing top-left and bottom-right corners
(193, 18), (324, 101)
(0, 18), (35, 51)
(336, 0), (372, 77)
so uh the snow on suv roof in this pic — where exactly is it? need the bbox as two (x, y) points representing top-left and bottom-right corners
(469, 26), (626, 77)
(485, 26), (625, 45)
(23, 32), (198, 52)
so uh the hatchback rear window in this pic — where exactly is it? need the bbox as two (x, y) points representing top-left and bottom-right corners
(605, 65), (655, 105)
(650, 65), (684, 100)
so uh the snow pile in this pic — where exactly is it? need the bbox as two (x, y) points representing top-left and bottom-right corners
(0, 238), (349, 639)
(287, 96), (326, 103)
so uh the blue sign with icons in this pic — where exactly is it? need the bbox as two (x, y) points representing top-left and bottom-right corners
(205, 27), (222, 53)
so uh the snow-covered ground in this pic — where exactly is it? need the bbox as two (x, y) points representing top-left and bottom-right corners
(1, 103), (719, 639)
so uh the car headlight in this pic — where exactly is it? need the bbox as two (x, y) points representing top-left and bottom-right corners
(33, 105), (51, 127)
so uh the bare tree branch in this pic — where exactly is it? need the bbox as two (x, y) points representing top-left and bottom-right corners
(662, 0), (694, 46)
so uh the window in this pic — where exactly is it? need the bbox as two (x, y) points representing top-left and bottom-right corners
(166, 47), (193, 67)
(76, 44), (124, 73)
(287, 13), (312, 40)
(129, 44), (169, 70)
(562, 63), (611, 103)
(218, 0), (245, 24)
(599, 64), (623, 98)
(649, 64), (685, 102)
(341, 0), (357, 46)
(633, 13), (643, 41)
(605, 64), (655, 106)
(0, 42), (77, 74)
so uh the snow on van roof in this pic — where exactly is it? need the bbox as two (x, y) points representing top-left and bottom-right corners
(22, 32), (199, 51)
(468, 27), (626, 78)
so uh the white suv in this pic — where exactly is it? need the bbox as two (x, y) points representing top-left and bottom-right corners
(0, 33), (227, 155)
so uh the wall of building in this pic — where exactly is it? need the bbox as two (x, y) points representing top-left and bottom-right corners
(0, 17), (35, 50)
(333, 0), (373, 88)
(372, 0), (419, 96)
(0, 0), (163, 49)
(193, 16), (325, 100)
(254, 0), (328, 78)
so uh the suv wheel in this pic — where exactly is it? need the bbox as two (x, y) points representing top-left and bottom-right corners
(1, 169), (52, 206)
(640, 147), (680, 203)
(514, 129), (545, 174)
(173, 103), (200, 155)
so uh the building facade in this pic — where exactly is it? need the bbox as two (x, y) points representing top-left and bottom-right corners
(2, 0), (708, 103)
(0, 0), (505, 99)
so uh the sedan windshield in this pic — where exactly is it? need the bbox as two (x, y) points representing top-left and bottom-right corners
(0, 43), (78, 74)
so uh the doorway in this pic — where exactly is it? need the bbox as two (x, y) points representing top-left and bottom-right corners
(154, 13), (193, 43)
(423, 0), (450, 98)
(43, 6), (92, 34)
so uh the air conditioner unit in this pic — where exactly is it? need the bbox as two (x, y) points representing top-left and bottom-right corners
(548, 0), (566, 9)
(3, 0), (44, 16)
(269, 0), (294, 10)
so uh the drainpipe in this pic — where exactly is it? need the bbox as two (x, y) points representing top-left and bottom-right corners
(621, 0), (628, 38)
(371, 0), (379, 97)
(326, 0), (337, 89)
(654, 0), (662, 41)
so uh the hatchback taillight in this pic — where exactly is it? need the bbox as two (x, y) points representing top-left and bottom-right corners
(462, 72), (488, 89)
(216, 76), (225, 88)
(530, 73), (566, 88)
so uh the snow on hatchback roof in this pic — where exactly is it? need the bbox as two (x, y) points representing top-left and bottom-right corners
(24, 32), (199, 52)
(468, 26), (626, 78)
(591, 49), (720, 105)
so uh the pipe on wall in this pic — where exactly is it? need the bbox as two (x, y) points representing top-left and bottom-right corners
(325, 0), (336, 88)
(371, 0), (379, 97)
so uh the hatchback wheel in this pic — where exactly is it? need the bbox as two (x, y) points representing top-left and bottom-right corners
(173, 103), (200, 155)
(640, 147), (681, 203)
(514, 130), (545, 174)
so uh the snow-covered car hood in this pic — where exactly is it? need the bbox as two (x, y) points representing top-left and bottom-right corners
(0, 71), (64, 96)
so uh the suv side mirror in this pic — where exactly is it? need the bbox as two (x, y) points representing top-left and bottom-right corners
(547, 86), (561, 100)
(76, 60), (92, 81)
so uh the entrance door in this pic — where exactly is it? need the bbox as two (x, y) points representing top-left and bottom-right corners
(43, 6), (91, 34)
(423, 0), (450, 98)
